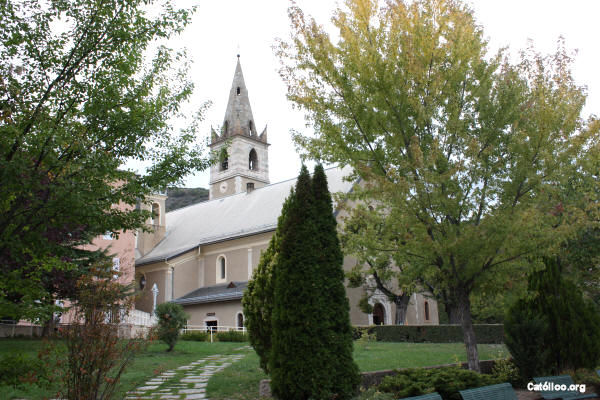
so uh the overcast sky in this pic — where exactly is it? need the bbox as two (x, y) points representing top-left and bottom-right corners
(161, 0), (600, 188)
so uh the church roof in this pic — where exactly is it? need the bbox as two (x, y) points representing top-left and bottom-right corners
(135, 165), (355, 266)
(172, 281), (248, 305)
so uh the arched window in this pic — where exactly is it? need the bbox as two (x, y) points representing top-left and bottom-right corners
(424, 301), (430, 321)
(216, 256), (226, 283)
(220, 151), (229, 171)
(152, 203), (160, 225)
(248, 120), (253, 134)
(236, 87), (241, 95)
(373, 303), (385, 326)
(237, 313), (244, 329)
(249, 149), (258, 170)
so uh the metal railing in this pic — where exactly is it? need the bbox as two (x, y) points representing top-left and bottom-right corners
(183, 325), (247, 343)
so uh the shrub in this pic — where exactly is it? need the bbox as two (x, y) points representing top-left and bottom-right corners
(490, 358), (520, 386)
(505, 257), (600, 379)
(180, 331), (208, 342)
(216, 329), (248, 342)
(354, 388), (396, 400)
(371, 325), (504, 344)
(155, 302), (188, 352)
(504, 302), (550, 380)
(0, 353), (49, 388)
(44, 263), (147, 400)
(378, 367), (498, 400)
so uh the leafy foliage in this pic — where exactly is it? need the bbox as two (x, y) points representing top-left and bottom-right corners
(269, 165), (359, 400)
(505, 258), (600, 379)
(155, 302), (188, 352)
(0, 0), (210, 321)
(277, 0), (599, 370)
(45, 262), (146, 400)
(0, 352), (49, 389)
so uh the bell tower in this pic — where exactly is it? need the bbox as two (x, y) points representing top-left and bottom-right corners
(209, 55), (270, 200)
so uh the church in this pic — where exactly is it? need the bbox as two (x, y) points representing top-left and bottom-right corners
(133, 57), (439, 329)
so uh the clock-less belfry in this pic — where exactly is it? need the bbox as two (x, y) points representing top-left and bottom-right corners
(209, 55), (270, 200)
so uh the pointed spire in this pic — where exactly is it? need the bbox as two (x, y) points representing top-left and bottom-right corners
(218, 55), (264, 142)
(259, 124), (268, 142)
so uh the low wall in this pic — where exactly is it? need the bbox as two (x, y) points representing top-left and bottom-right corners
(0, 323), (151, 339)
(259, 359), (499, 398)
(0, 323), (44, 338)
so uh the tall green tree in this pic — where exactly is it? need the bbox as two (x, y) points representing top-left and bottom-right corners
(243, 195), (291, 374)
(270, 165), (358, 400)
(311, 164), (360, 398)
(277, 0), (598, 371)
(0, 0), (210, 321)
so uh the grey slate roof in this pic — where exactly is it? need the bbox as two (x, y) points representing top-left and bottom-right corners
(172, 281), (248, 305)
(135, 165), (355, 266)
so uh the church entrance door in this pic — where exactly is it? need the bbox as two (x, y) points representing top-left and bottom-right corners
(373, 303), (385, 325)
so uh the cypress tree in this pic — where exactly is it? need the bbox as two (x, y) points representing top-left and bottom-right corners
(270, 165), (359, 400)
(270, 165), (323, 400)
(312, 164), (360, 398)
(243, 194), (292, 374)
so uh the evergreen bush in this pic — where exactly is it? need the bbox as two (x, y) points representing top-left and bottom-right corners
(378, 367), (498, 400)
(505, 257), (600, 379)
(155, 302), (188, 352)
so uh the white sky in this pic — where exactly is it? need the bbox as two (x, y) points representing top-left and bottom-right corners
(162, 0), (600, 188)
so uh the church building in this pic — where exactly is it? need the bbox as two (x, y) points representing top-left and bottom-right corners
(134, 56), (439, 329)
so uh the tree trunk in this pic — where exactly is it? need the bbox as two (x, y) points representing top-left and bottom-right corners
(394, 295), (411, 325)
(457, 290), (480, 372)
(439, 289), (463, 324)
(446, 302), (463, 324)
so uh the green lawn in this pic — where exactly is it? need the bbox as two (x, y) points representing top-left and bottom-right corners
(0, 338), (508, 400)
(207, 341), (509, 400)
(0, 339), (246, 399)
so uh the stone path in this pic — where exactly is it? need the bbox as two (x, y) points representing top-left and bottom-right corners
(126, 347), (250, 400)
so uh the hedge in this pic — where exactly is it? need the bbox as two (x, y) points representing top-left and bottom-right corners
(353, 324), (504, 344)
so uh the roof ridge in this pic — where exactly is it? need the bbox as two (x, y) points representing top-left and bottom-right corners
(166, 164), (343, 216)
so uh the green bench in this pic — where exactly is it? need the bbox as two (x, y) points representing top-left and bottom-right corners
(533, 375), (597, 400)
(399, 394), (442, 400)
(459, 382), (518, 400)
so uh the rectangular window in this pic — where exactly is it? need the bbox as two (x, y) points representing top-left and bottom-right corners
(103, 232), (113, 240)
(112, 258), (120, 280)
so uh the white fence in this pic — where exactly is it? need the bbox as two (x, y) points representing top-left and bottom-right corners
(183, 325), (246, 333)
(183, 325), (247, 343)
(125, 309), (157, 327)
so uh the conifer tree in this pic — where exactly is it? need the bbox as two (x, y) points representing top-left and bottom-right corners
(505, 257), (600, 378)
(270, 165), (358, 400)
(311, 164), (360, 398)
(243, 195), (292, 374)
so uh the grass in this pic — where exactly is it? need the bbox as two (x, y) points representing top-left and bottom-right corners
(206, 342), (509, 400)
(0, 338), (245, 400)
(0, 338), (508, 400)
